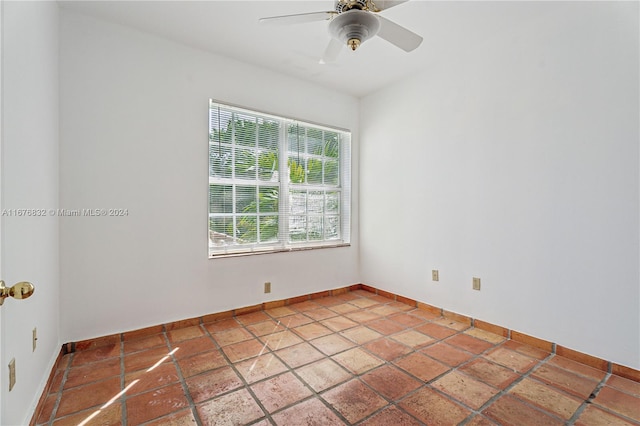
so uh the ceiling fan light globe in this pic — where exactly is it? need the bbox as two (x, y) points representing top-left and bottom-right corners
(329, 9), (380, 50)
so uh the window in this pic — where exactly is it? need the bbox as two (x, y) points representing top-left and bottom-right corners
(208, 101), (351, 257)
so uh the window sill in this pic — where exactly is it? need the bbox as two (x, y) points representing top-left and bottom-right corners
(209, 243), (351, 259)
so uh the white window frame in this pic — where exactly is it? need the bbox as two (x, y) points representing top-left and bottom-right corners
(208, 100), (351, 258)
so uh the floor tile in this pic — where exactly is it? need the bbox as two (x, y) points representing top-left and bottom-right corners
(484, 347), (538, 373)
(143, 408), (198, 426)
(421, 342), (475, 367)
(170, 336), (217, 359)
(607, 374), (640, 397)
(593, 385), (640, 421)
(203, 318), (241, 333)
(304, 308), (339, 321)
(52, 403), (122, 426)
(64, 357), (121, 389)
(296, 358), (353, 392)
(575, 404), (638, 426)
(531, 363), (599, 399)
(294, 323), (333, 340)
(196, 388), (265, 425)
(459, 358), (520, 389)
(262, 330), (304, 351)
(38, 291), (640, 426)
(546, 355), (607, 381)
(321, 315), (359, 332)
(321, 379), (388, 423)
(247, 319), (285, 336)
(185, 365), (244, 403)
(56, 376), (121, 417)
(235, 353), (289, 384)
(126, 383), (190, 425)
(235, 311), (271, 325)
(310, 333), (356, 356)
(278, 313), (314, 328)
(71, 344), (120, 366)
(275, 342), (326, 368)
(124, 362), (180, 395)
(251, 372), (313, 412)
(391, 330), (434, 349)
(359, 406), (422, 425)
(332, 347), (384, 374)
(340, 326), (383, 344)
(361, 365), (422, 400)
(124, 346), (174, 372)
(509, 378), (582, 420)
(446, 333), (494, 354)
(394, 352), (450, 382)
(365, 318), (407, 335)
(344, 310), (381, 323)
(483, 395), (564, 426)
(465, 328), (507, 344)
(222, 338), (268, 363)
(388, 312), (425, 327)
(211, 327), (254, 346)
(177, 349), (228, 378)
(399, 386), (471, 425)
(271, 397), (346, 425)
(167, 326), (205, 343)
(414, 322), (458, 340)
(432, 371), (499, 409)
(364, 337), (413, 361)
(124, 334), (167, 354)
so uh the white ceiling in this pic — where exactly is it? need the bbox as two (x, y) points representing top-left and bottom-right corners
(58, 1), (552, 98)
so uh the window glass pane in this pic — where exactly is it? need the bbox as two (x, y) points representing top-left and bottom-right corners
(258, 119), (279, 151)
(290, 190), (306, 215)
(210, 185), (233, 214)
(209, 217), (234, 244)
(288, 156), (305, 184)
(234, 114), (256, 147)
(236, 186), (256, 213)
(258, 151), (278, 182)
(258, 187), (279, 213)
(236, 216), (258, 243)
(324, 132), (339, 158)
(308, 191), (323, 214)
(325, 216), (340, 240)
(308, 216), (323, 241)
(210, 144), (232, 178)
(210, 108), (233, 143)
(289, 216), (306, 241)
(288, 125), (302, 153)
(325, 160), (339, 186)
(307, 158), (323, 185)
(235, 148), (256, 180)
(259, 215), (279, 242)
(307, 128), (323, 155)
(326, 191), (340, 214)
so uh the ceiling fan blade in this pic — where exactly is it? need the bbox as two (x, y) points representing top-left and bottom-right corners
(320, 38), (343, 64)
(259, 11), (336, 25)
(370, 0), (409, 12)
(376, 15), (423, 52)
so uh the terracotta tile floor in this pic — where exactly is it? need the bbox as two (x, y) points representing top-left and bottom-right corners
(36, 290), (640, 425)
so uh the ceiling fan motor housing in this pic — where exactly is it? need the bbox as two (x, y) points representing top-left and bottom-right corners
(329, 9), (381, 50)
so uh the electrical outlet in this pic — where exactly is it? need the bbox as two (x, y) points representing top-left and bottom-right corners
(33, 327), (37, 352)
(432, 270), (439, 281)
(8, 358), (16, 391)
(264, 282), (271, 294)
(472, 277), (481, 291)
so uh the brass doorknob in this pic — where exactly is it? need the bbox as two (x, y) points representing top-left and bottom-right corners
(0, 280), (35, 305)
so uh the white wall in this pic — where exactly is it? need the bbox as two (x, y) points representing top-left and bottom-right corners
(1, 1), (60, 424)
(59, 10), (359, 342)
(360, 2), (639, 369)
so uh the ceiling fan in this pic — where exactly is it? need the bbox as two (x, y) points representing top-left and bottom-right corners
(259, 0), (423, 63)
